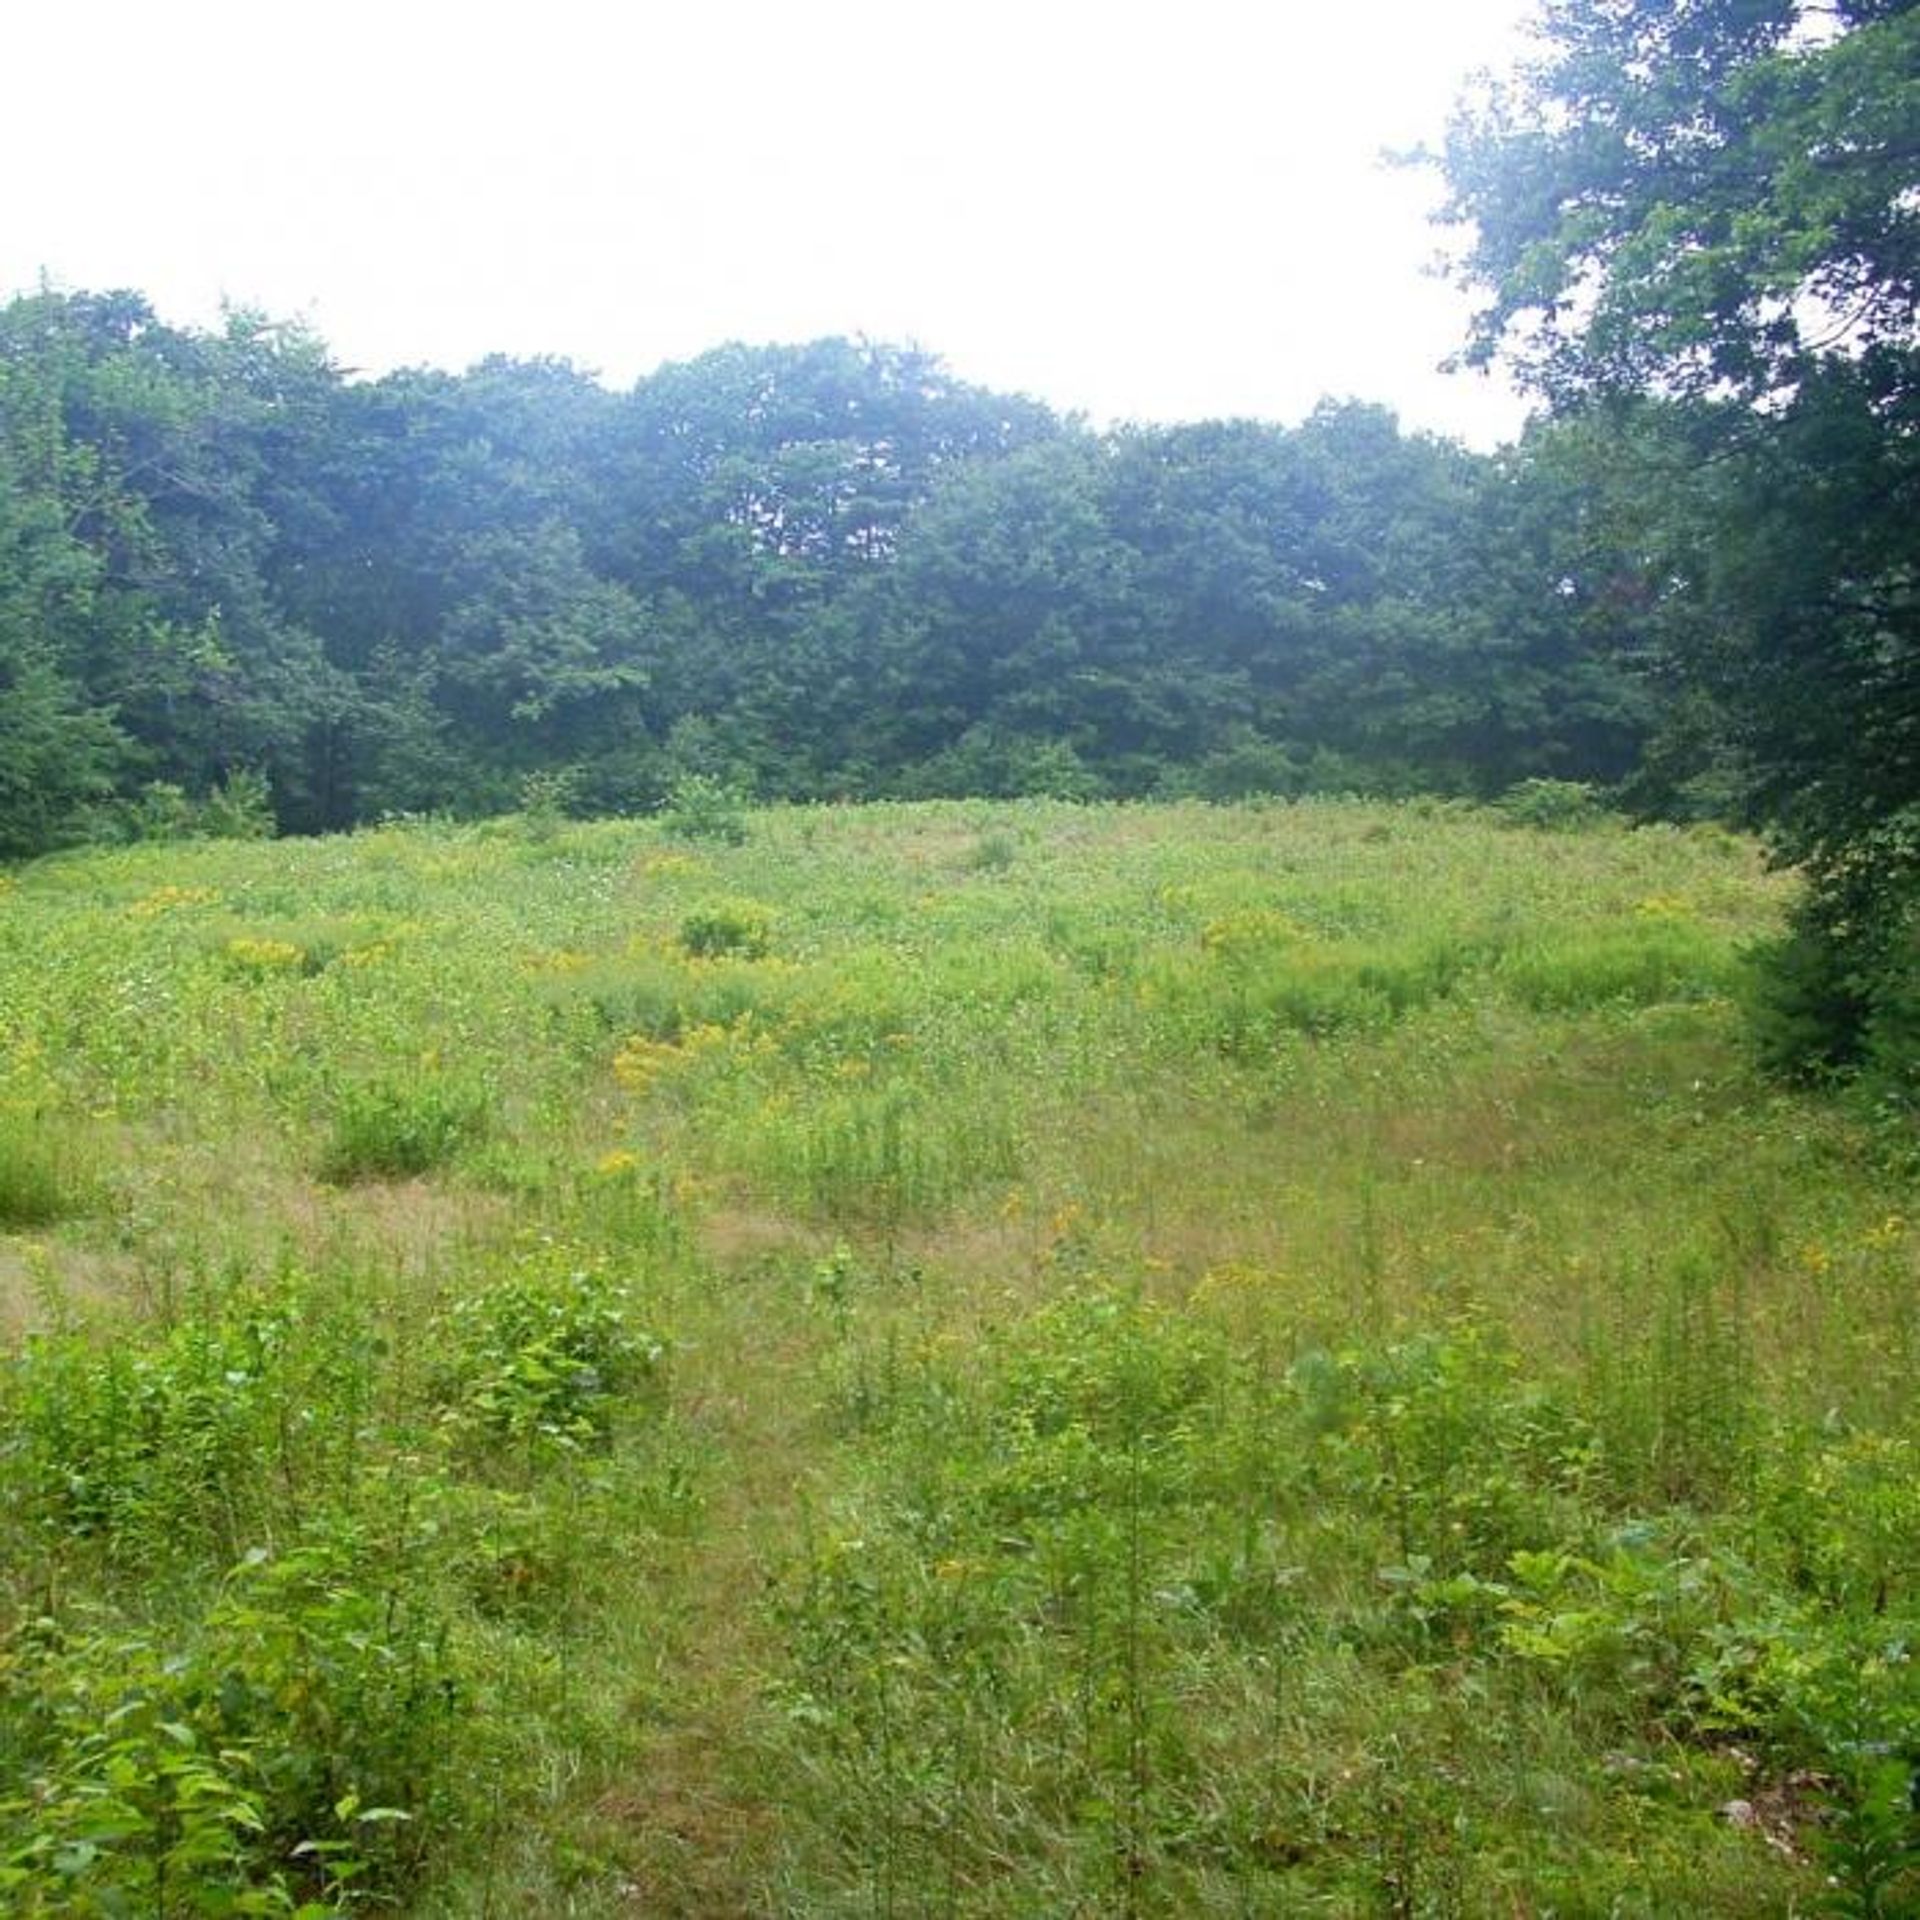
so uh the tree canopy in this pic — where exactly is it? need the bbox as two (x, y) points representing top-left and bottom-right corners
(1441, 0), (1920, 1088)
(0, 288), (1658, 852)
(1444, 0), (1917, 408)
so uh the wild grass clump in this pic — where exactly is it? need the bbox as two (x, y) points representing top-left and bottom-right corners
(0, 1106), (98, 1226)
(1149, 926), (1489, 1056)
(964, 829), (1018, 873)
(1498, 919), (1737, 1012)
(535, 948), (690, 1040)
(1578, 1250), (1757, 1506)
(317, 1073), (488, 1183)
(733, 1075), (1024, 1226)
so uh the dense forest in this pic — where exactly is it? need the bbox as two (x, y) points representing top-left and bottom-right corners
(0, 292), (1672, 845)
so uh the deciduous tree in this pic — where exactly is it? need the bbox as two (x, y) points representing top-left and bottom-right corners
(1441, 0), (1919, 1084)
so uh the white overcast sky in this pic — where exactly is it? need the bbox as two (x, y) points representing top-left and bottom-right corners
(6, 0), (1539, 448)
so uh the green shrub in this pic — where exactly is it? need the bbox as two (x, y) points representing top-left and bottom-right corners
(1746, 864), (1920, 1115)
(1496, 778), (1604, 830)
(1, 1530), (462, 1913)
(679, 899), (774, 961)
(1185, 733), (1307, 802)
(892, 727), (1106, 801)
(198, 769), (277, 841)
(318, 1075), (487, 1183)
(121, 770), (277, 843)
(516, 766), (580, 838)
(1295, 1324), (1587, 1576)
(659, 773), (750, 846)
(205, 1529), (461, 1891)
(432, 1248), (663, 1454)
(4, 1281), (378, 1560)
(1, 1625), (285, 1914)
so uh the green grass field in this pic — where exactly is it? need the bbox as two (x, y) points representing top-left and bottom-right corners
(2, 797), (1914, 1915)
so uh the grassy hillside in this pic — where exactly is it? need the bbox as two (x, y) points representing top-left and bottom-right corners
(1, 798), (1914, 1914)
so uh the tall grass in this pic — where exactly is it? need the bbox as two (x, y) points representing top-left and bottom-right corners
(0, 1106), (99, 1227)
(1, 797), (1912, 1913)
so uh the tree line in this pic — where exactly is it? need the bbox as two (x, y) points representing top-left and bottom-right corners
(0, 293), (1671, 849)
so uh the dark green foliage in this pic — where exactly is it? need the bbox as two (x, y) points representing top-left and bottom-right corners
(1179, 730), (1309, 802)
(1440, 0), (1920, 1083)
(1442, 2), (1917, 410)
(1751, 872), (1920, 1113)
(0, 429), (128, 856)
(0, 654), (123, 859)
(1861, 910), (1920, 1113)
(0, 286), (1662, 850)
(1748, 910), (1876, 1083)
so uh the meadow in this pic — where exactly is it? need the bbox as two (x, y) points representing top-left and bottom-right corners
(0, 794), (1914, 1916)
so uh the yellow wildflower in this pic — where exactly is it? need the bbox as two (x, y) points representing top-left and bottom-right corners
(223, 936), (305, 973)
(131, 884), (221, 918)
(1861, 1214), (1906, 1250)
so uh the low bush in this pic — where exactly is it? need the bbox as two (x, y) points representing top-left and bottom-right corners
(679, 899), (774, 960)
(4, 1280), (377, 1560)
(2, 1529), (462, 1914)
(317, 1074), (487, 1183)
(1497, 778), (1604, 830)
(432, 1247), (664, 1456)
(659, 773), (750, 846)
